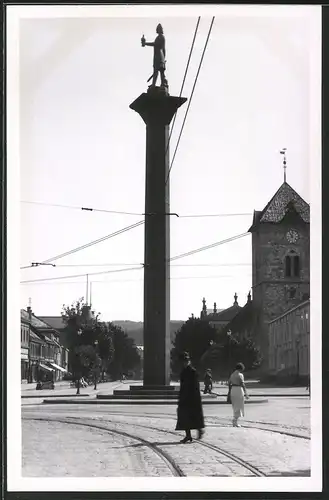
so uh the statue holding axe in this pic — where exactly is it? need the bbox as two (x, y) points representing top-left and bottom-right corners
(141, 23), (168, 89)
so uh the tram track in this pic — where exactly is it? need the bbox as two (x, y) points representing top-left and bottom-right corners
(69, 410), (310, 440)
(23, 414), (265, 477)
(23, 416), (185, 477)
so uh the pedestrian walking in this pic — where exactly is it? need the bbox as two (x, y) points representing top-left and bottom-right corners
(175, 351), (205, 443)
(228, 362), (249, 427)
(203, 369), (213, 394)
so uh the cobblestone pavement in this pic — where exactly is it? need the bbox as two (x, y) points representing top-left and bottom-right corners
(22, 397), (310, 477)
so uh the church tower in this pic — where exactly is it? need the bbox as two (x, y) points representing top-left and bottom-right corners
(248, 181), (310, 368)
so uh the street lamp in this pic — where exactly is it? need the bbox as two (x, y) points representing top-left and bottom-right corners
(76, 329), (82, 395)
(295, 336), (300, 384)
(94, 339), (99, 390)
(227, 330), (232, 383)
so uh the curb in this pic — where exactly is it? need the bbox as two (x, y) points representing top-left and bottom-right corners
(22, 393), (91, 399)
(42, 398), (269, 405)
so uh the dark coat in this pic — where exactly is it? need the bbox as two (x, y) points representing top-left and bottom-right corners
(175, 364), (205, 430)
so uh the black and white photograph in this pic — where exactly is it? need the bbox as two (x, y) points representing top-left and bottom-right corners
(6, 3), (322, 493)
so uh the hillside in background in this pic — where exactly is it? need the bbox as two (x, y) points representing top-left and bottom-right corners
(112, 320), (184, 346)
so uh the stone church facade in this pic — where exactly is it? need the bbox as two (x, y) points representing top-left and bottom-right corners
(249, 181), (310, 371)
(201, 181), (310, 376)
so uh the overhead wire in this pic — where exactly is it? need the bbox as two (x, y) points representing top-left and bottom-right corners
(21, 200), (252, 219)
(165, 16), (215, 186)
(21, 273), (252, 286)
(165, 16), (201, 157)
(39, 220), (144, 265)
(21, 200), (143, 216)
(22, 262), (251, 269)
(20, 231), (250, 284)
(169, 232), (250, 262)
(20, 265), (144, 284)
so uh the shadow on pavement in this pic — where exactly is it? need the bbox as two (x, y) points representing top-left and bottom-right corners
(267, 468), (310, 476)
(111, 441), (184, 449)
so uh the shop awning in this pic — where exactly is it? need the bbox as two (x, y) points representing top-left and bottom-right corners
(39, 363), (54, 372)
(49, 362), (67, 373)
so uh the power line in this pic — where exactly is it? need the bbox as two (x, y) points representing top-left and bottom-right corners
(40, 220), (144, 264)
(21, 200), (143, 216)
(21, 200), (252, 219)
(21, 273), (252, 286)
(165, 17), (200, 158)
(165, 16), (215, 185)
(179, 213), (252, 218)
(21, 262), (251, 269)
(21, 232), (250, 283)
(20, 265), (144, 284)
(170, 232), (250, 262)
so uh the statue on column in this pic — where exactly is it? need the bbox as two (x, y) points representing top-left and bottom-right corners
(141, 23), (168, 89)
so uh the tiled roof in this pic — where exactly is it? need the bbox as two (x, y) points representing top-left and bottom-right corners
(207, 304), (242, 322)
(221, 300), (255, 335)
(39, 316), (67, 330)
(249, 182), (309, 231)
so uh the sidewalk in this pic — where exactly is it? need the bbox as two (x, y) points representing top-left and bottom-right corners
(21, 380), (137, 399)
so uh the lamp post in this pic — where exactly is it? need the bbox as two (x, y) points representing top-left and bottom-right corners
(295, 336), (300, 384)
(94, 339), (99, 390)
(227, 330), (232, 383)
(76, 329), (82, 395)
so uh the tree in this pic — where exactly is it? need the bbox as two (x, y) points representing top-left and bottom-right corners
(107, 324), (141, 381)
(61, 298), (114, 385)
(200, 336), (262, 381)
(170, 318), (220, 379)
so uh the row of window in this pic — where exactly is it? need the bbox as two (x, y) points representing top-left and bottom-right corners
(30, 342), (57, 360)
(21, 325), (29, 345)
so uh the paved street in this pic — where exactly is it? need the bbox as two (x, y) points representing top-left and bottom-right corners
(22, 393), (310, 477)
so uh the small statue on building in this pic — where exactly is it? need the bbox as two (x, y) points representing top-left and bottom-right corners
(141, 23), (168, 89)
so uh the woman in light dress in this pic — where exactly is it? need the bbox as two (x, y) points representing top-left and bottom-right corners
(228, 363), (249, 427)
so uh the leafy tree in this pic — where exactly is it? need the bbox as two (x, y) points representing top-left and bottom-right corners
(170, 317), (220, 379)
(108, 324), (141, 380)
(61, 298), (114, 383)
(200, 336), (262, 381)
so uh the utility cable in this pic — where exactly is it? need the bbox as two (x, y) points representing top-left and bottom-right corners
(21, 232), (250, 283)
(20, 265), (144, 284)
(21, 200), (143, 216)
(21, 200), (251, 220)
(165, 16), (215, 185)
(22, 262), (251, 269)
(169, 232), (250, 262)
(165, 17), (200, 158)
(40, 220), (144, 264)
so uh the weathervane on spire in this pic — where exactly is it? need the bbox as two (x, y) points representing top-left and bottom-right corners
(280, 148), (287, 183)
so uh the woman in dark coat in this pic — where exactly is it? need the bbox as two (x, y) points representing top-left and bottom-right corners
(175, 352), (205, 443)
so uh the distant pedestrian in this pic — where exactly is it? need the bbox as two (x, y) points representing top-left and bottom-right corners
(175, 352), (205, 443)
(204, 369), (213, 394)
(228, 362), (249, 427)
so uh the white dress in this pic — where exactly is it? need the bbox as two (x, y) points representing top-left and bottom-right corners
(229, 370), (245, 418)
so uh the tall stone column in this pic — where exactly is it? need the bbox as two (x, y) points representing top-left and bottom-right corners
(130, 87), (187, 386)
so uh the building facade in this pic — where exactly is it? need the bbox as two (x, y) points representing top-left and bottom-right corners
(248, 182), (310, 369)
(21, 307), (69, 383)
(20, 319), (30, 382)
(268, 299), (310, 383)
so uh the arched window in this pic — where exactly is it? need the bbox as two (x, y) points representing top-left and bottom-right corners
(285, 250), (300, 278)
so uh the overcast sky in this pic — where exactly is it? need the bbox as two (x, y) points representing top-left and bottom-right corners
(19, 6), (315, 322)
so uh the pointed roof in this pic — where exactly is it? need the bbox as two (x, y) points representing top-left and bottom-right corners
(206, 294), (242, 322)
(248, 182), (309, 231)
